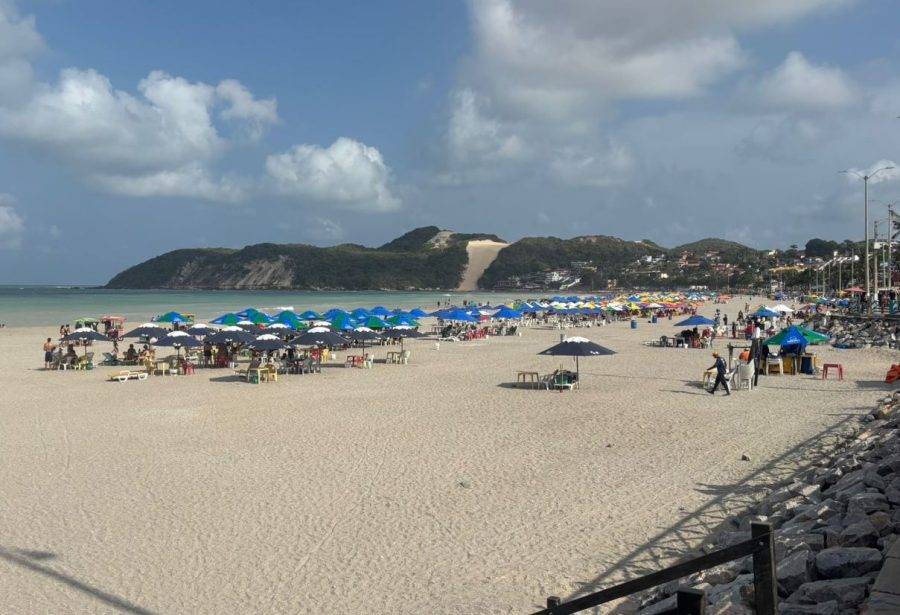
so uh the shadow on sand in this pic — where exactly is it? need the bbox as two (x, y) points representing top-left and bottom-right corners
(0, 547), (156, 614)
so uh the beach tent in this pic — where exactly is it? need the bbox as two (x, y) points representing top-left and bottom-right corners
(538, 336), (616, 387)
(754, 308), (780, 319)
(764, 325), (808, 356)
(674, 315), (716, 327)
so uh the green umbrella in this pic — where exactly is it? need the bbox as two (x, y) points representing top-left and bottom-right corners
(765, 326), (828, 346)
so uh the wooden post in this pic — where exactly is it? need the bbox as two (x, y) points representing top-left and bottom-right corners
(676, 588), (706, 615)
(546, 596), (561, 614)
(751, 522), (777, 615)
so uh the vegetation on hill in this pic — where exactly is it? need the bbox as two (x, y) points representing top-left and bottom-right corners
(107, 228), (485, 290)
(671, 238), (761, 261)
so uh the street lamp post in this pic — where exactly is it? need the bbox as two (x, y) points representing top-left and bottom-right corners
(842, 165), (895, 316)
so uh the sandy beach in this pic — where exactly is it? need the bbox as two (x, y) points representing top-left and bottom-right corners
(0, 297), (895, 614)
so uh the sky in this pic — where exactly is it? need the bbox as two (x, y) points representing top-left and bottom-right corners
(1, 0), (899, 284)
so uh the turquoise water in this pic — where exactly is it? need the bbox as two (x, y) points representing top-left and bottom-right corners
(0, 286), (537, 326)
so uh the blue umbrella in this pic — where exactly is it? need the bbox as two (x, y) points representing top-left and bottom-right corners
(323, 308), (348, 320)
(444, 309), (479, 323)
(493, 307), (523, 319)
(409, 308), (428, 318)
(298, 310), (321, 320)
(370, 306), (391, 317)
(674, 315), (716, 327)
(350, 308), (370, 319)
(156, 311), (188, 324)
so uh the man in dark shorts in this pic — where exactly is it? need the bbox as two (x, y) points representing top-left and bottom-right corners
(43, 337), (57, 368)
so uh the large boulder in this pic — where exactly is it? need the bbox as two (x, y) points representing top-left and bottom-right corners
(814, 547), (882, 579)
(777, 550), (813, 596)
(838, 519), (879, 548)
(787, 577), (870, 609)
(846, 492), (889, 515)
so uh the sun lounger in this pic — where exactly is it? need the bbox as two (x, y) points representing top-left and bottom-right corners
(108, 370), (148, 383)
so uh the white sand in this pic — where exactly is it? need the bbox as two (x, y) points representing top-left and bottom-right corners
(0, 297), (895, 614)
(457, 240), (508, 291)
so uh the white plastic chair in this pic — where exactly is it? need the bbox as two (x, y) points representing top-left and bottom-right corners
(737, 362), (754, 391)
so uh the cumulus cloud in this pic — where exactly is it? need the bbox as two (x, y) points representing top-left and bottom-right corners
(216, 78), (278, 139)
(439, 0), (851, 185)
(753, 52), (856, 110)
(266, 138), (400, 211)
(0, 194), (24, 249)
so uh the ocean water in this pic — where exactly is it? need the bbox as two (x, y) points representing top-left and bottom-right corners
(0, 286), (537, 327)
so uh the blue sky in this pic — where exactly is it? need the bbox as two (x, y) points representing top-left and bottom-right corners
(1, 0), (899, 283)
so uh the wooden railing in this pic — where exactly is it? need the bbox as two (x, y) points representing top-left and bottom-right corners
(531, 522), (776, 615)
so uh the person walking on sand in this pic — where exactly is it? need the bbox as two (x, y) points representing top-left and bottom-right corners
(707, 352), (730, 395)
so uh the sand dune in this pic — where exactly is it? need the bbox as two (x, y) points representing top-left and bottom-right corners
(0, 297), (893, 613)
(457, 240), (508, 291)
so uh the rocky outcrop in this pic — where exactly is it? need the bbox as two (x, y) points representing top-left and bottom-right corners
(813, 316), (900, 350)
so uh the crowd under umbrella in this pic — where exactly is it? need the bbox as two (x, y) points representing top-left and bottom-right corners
(62, 327), (112, 354)
(154, 330), (202, 355)
(538, 336), (616, 386)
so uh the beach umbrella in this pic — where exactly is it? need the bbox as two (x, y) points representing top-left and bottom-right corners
(273, 310), (302, 329)
(291, 330), (349, 348)
(154, 330), (202, 354)
(207, 329), (255, 345)
(444, 309), (479, 323)
(346, 328), (382, 349)
(673, 315), (716, 327)
(310, 320), (333, 329)
(362, 316), (388, 330)
(263, 323), (295, 337)
(409, 308), (428, 318)
(323, 308), (348, 320)
(538, 336), (616, 386)
(493, 307), (523, 319)
(766, 326), (828, 346)
(350, 308), (371, 319)
(384, 326), (423, 351)
(211, 313), (241, 326)
(370, 306), (391, 317)
(123, 323), (168, 340)
(249, 333), (286, 352)
(60, 327), (111, 356)
(330, 313), (357, 331)
(298, 310), (321, 320)
(156, 311), (189, 324)
(186, 324), (215, 337)
(763, 325), (808, 356)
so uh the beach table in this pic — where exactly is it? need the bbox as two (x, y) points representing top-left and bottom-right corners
(516, 371), (540, 388)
